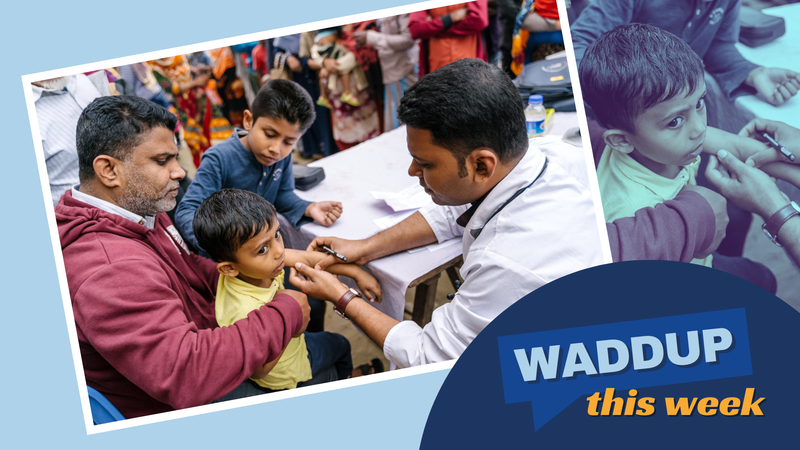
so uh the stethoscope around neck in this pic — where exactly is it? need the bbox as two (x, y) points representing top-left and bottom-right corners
(468, 157), (549, 239)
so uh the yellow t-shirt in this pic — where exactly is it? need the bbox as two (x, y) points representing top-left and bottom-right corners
(215, 271), (312, 389)
(597, 146), (713, 267)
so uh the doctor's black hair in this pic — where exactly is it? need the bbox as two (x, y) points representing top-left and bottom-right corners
(397, 58), (528, 176)
(579, 23), (705, 133)
(76, 95), (177, 183)
(250, 79), (316, 133)
(193, 188), (278, 263)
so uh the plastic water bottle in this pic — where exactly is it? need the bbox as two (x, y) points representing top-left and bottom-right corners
(525, 95), (546, 138)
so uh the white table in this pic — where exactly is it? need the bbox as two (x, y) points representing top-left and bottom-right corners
(281, 113), (589, 324)
(735, 4), (800, 129)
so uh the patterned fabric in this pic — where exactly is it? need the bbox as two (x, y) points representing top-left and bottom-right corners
(149, 55), (233, 168)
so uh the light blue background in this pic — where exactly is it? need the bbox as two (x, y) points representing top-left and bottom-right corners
(0, 1), (448, 447)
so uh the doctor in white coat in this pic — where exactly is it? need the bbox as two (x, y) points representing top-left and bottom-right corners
(289, 58), (605, 368)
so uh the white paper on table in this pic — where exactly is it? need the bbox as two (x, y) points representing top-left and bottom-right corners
(370, 184), (432, 212)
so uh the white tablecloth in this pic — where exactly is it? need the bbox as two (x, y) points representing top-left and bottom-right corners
(280, 113), (590, 321)
(735, 4), (800, 129)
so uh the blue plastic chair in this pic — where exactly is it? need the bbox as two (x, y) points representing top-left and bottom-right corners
(87, 387), (125, 424)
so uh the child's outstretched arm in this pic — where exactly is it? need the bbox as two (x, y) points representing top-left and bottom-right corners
(704, 125), (800, 187)
(286, 249), (381, 302)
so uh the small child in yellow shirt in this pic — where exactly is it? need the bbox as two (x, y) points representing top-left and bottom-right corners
(194, 188), (382, 390)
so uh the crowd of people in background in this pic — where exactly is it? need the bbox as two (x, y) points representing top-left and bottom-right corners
(35, 1), (565, 204)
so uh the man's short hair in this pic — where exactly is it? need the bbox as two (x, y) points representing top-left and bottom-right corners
(193, 189), (278, 263)
(397, 58), (529, 175)
(250, 79), (316, 132)
(76, 95), (177, 182)
(579, 23), (705, 133)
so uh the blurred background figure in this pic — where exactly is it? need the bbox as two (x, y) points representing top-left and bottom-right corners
(355, 14), (419, 132)
(32, 74), (105, 207)
(409, 0), (490, 77)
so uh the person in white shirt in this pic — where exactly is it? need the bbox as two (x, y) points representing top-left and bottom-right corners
(32, 74), (105, 207)
(288, 58), (605, 368)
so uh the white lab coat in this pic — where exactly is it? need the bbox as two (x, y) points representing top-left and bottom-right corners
(383, 142), (605, 368)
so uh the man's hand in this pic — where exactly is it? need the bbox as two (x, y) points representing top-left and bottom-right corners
(449, 7), (468, 23)
(353, 30), (368, 47)
(746, 67), (800, 106)
(307, 236), (371, 270)
(287, 55), (302, 73)
(305, 201), (343, 226)
(680, 185), (728, 258)
(705, 150), (788, 220)
(288, 264), (350, 303)
(276, 289), (311, 337)
(739, 118), (800, 167)
(322, 58), (338, 73)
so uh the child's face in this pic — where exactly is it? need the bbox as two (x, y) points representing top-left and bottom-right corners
(230, 220), (286, 285)
(243, 113), (303, 167)
(627, 81), (708, 171)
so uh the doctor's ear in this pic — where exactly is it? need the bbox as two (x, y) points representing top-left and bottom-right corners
(603, 129), (634, 155)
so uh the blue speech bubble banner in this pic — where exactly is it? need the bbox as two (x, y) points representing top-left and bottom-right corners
(498, 308), (752, 430)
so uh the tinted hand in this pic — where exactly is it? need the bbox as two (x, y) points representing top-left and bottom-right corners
(289, 264), (350, 303)
(739, 118), (800, 167)
(748, 67), (800, 106)
(679, 185), (728, 258)
(705, 150), (787, 220)
(276, 289), (311, 337)
(306, 201), (343, 226)
(306, 236), (370, 270)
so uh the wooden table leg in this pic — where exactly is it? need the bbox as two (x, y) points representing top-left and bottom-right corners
(412, 272), (441, 327)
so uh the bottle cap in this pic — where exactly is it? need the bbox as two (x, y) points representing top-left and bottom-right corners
(528, 94), (543, 105)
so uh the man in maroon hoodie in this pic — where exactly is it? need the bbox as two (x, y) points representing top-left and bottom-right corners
(56, 95), (310, 419)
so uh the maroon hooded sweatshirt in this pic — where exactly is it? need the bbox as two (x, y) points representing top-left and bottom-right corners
(56, 190), (303, 418)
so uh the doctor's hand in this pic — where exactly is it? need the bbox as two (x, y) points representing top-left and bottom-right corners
(289, 263), (351, 304)
(746, 67), (800, 106)
(739, 118), (800, 167)
(307, 236), (371, 270)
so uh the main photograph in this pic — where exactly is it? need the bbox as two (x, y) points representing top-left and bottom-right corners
(27, 0), (607, 426)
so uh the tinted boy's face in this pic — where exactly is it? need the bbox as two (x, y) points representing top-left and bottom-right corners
(243, 114), (302, 167)
(627, 81), (708, 175)
(231, 220), (286, 286)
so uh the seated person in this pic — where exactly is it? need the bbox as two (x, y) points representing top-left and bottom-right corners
(194, 189), (382, 390)
(175, 78), (343, 256)
(311, 28), (363, 108)
(581, 23), (776, 293)
(58, 95), (309, 419)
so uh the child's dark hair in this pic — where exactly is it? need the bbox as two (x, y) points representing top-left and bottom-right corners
(579, 23), (705, 133)
(193, 189), (278, 263)
(250, 79), (316, 132)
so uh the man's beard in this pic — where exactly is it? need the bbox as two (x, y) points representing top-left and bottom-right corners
(117, 168), (179, 217)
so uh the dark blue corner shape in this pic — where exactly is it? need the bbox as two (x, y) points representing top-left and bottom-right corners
(420, 261), (800, 449)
